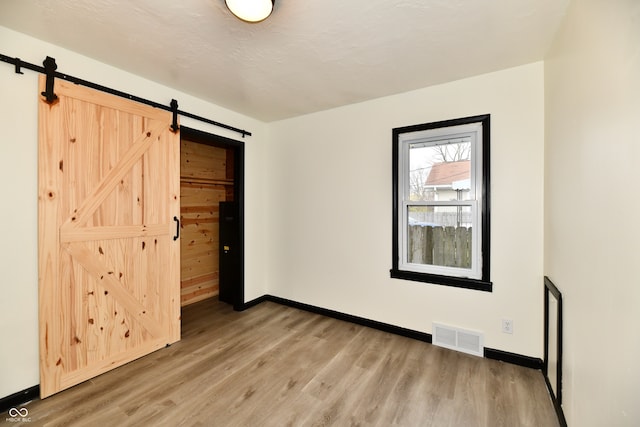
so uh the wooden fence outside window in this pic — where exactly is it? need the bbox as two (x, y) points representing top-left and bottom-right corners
(408, 225), (472, 268)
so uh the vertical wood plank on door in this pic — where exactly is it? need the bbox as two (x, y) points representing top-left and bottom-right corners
(38, 90), (64, 397)
(166, 121), (181, 342)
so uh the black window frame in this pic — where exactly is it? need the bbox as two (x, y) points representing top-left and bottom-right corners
(390, 114), (492, 292)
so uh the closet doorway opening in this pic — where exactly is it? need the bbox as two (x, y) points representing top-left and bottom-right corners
(179, 126), (244, 311)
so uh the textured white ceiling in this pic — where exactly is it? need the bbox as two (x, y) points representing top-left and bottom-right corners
(0, 0), (569, 122)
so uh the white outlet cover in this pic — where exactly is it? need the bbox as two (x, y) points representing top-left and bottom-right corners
(502, 319), (514, 334)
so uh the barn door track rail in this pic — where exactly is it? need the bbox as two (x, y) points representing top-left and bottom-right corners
(0, 53), (252, 138)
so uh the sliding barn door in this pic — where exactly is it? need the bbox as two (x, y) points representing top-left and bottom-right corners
(38, 76), (181, 398)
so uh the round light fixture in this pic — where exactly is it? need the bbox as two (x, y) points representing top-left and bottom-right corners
(225, 0), (274, 23)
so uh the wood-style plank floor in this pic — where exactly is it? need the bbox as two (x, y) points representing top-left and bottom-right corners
(7, 299), (559, 426)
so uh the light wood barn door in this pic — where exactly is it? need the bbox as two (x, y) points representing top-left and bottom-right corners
(38, 76), (181, 398)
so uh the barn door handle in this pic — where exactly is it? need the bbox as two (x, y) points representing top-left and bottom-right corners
(173, 216), (180, 241)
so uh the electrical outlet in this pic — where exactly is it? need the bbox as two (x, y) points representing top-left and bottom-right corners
(502, 319), (514, 334)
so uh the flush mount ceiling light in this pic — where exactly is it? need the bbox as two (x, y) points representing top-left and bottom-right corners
(225, 0), (274, 23)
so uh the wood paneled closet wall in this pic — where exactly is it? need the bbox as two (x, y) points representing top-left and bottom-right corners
(180, 139), (234, 306)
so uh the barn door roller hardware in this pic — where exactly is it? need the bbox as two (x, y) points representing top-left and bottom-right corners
(0, 52), (252, 138)
(41, 56), (58, 103)
(170, 99), (179, 133)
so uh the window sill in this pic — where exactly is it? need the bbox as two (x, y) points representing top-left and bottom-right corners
(390, 269), (493, 292)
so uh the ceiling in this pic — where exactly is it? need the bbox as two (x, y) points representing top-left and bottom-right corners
(0, 0), (569, 122)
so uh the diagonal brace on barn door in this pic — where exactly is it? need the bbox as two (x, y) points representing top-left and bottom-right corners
(63, 242), (166, 338)
(60, 122), (167, 231)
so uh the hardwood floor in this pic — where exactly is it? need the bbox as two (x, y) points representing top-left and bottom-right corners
(7, 299), (559, 426)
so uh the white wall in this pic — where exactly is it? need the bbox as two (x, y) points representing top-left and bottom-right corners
(0, 26), (269, 399)
(267, 63), (545, 357)
(544, 0), (640, 425)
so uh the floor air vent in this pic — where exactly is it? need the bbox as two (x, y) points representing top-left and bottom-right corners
(433, 323), (484, 357)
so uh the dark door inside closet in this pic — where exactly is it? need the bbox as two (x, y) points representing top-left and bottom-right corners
(219, 201), (242, 307)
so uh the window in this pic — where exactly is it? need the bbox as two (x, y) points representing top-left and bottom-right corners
(391, 115), (491, 291)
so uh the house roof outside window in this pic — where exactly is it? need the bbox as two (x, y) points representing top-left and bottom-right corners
(425, 160), (470, 189)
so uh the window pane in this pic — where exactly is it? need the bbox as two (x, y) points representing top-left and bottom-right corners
(409, 138), (472, 202)
(407, 206), (472, 269)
